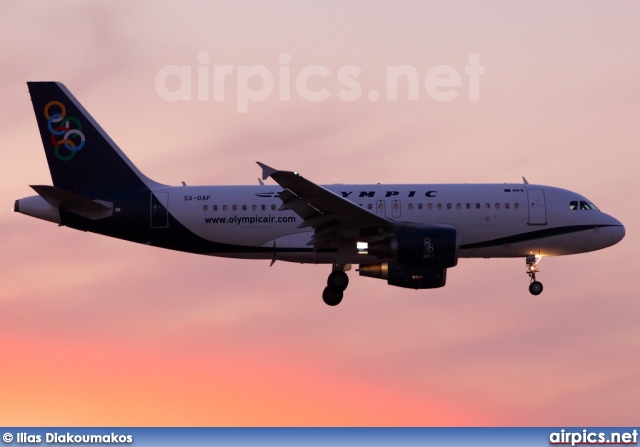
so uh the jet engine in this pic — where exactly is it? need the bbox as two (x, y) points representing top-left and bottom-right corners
(367, 227), (459, 268)
(358, 263), (447, 289)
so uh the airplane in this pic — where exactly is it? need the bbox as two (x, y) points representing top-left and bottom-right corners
(14, 82), (625, 306)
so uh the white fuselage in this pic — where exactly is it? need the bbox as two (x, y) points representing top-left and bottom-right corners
(158, 183), (624, 264)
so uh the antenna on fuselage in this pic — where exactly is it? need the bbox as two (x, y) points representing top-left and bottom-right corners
(522, 177), (529, 184)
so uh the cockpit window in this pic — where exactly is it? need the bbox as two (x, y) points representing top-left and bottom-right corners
(571, 200), (598, 211)
(580, 201), (596, 210)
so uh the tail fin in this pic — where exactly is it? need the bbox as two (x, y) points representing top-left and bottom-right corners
(27, 82), (163, 193)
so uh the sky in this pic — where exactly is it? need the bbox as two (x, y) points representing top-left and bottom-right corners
(1, 0), (639, 426)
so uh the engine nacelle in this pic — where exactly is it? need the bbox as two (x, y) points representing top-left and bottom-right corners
(359, 263), (447, 289)
(368, 227), (459, 268)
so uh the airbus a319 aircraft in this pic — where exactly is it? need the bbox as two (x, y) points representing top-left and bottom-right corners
(15, 82), (625, 305)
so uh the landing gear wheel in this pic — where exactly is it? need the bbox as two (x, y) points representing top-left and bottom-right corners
(525, 255), (544, 296)
(323, 265), (349, 306)
(529, 281), (543, 296)
(322, 287), (343, 306)
(327, 270), (349, 291)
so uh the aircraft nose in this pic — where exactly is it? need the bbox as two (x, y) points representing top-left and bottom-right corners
(606, 216), (625, 246)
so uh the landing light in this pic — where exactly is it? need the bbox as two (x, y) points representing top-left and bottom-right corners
(357, 242), (368, 254)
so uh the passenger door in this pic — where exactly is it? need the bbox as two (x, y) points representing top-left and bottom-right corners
(527, 189), (547, 225)
(150, 192), (169, 228)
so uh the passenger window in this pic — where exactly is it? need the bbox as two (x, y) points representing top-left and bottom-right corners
(495, 203), (500, 209)
(514, 203), (519, 209)
(456, 203), (461, 209)
(252, 204), (257, 211)
(393, 202), (399, 210)
(447, 203), (452, 209)
(367, 203), (373, 210)
(570, 201), (579, 210)
(261, 204), (266, 211)
(203, 205), (208, 211)
(476, 203), (481, 209)
(223, 205), (228, 211)
(408, 203), (413, 210)
(427, 203), (433, 210)
(485, 203), (490, 209)
(242, 205), (247, 211)
(271, 204), (276, 210)
(505, 203), (509, 209)
(213, 205), (218, 211)
(437, 203), (442, 210)
(418, 203), (423, 210)
(232, 205), (237, 211)
(466, 203), (471, 209)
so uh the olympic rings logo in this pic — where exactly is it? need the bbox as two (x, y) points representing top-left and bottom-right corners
(423, 237), (435, 258)
(44, 101), (86, 161)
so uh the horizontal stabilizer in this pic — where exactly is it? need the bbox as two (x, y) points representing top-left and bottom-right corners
(30, 185), (113, 219)
(31, 185), (109, 211)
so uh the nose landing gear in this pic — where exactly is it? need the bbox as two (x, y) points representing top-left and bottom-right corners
(526, 255), (543, 295)
(322, 264), (350, 306)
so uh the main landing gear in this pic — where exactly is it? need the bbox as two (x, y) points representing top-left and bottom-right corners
(526, 255), (543, 296)
(322, 265), (350, 306)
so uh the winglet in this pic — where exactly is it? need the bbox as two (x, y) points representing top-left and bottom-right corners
(257, 162), (277, 180)
(522, 176), (529, 184)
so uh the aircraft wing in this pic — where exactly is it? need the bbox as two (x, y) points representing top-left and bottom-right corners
(257, 162), (395, 249)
